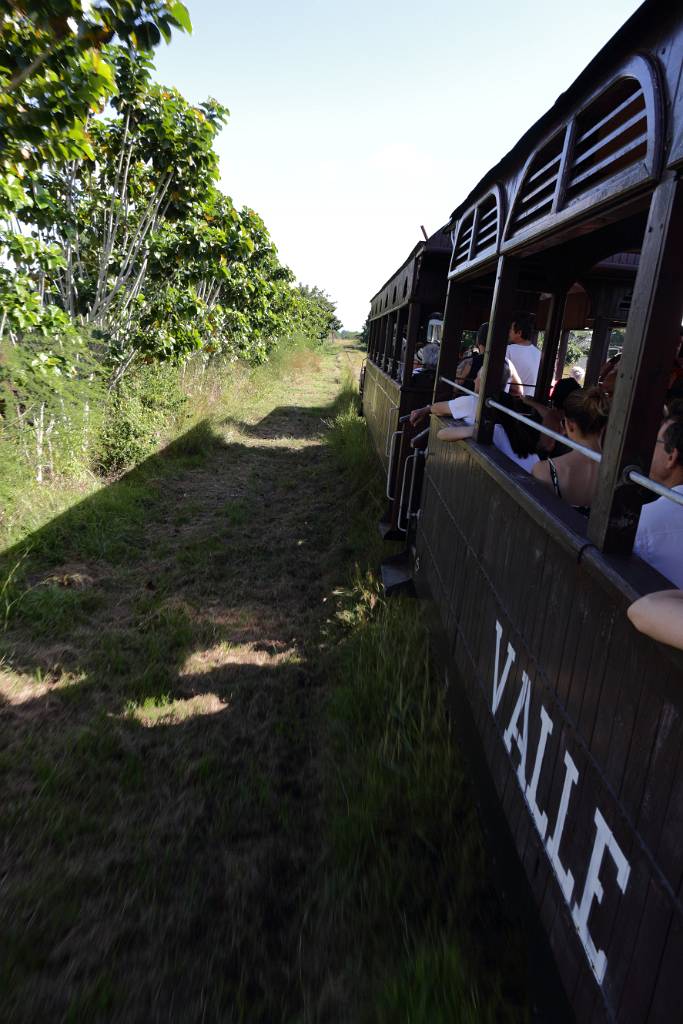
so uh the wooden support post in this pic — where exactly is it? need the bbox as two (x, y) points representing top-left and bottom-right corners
(379, 315), (390, 370)
(554, 328), (571, 381)
(387, 312), (397, 373)
(402, 301), (420, 385)
(433, 282), (471, 402)
(588, 174), (683, 554)
(389, 309), (399, 379)
(369, 320), (377, 361)
(391, 306), (407, 379)
(475, 256), (520, 443)
(536, 288), (568, 402)
(584, 316), (612, 386)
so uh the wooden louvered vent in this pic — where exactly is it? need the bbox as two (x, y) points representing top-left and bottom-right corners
(508, 131), (564, 236)
(565, 78), (647, 203)
(473, 193), (498, 256)
(451, 209), (475, 271)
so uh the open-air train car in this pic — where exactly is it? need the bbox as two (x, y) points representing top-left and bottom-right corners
(366, 0), (683, 1019)
(363, 228), (451, 536)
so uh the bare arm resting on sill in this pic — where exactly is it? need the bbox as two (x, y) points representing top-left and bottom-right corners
(627, 590), (683, 651)
(437, 423), (474, 442)
(409, 400), (458, 427)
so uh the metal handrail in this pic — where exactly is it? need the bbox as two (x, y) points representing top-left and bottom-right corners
(440, 372), (546, 396)
(439, 376), (477, 398)
(625, 468), (683, 508)
(485, 398), (603, 464)
(385, 430), (401, 500)
(403, 450), (425, 532)
(397, 453), (416, 533)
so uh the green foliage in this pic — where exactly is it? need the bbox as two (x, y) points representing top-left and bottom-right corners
(564, 330), (591, 366)
(1, 329), (105, 481)
(1, 4), (342, 504)
(296, 283), (342, 343)
(96, 362), (188, 473)
(0, 1), (192, 186)
(2, 42), (334, 377)
(375, 940), (502, 1024)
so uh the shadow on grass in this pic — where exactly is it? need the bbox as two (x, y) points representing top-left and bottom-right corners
(0, 391), (361, 1020)
(220, 403), (341, 442)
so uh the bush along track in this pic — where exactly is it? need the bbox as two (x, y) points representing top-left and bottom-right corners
(0, 338), (528, 1021)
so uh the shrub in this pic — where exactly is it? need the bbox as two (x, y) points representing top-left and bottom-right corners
(96, 363), (189, 474)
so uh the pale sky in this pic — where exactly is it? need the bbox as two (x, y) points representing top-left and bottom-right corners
(153, 0), (643, 329)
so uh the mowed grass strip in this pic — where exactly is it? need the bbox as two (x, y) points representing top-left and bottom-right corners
(0, 339), (362, 1022)
(0, 337), (529, 1022)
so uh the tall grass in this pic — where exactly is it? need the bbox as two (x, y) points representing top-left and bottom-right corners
(319, 400), (529, 1021)
(0, 332), (324, 552)
(0, 332), (329, 636)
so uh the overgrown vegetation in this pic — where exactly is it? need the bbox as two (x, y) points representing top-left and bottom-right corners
(1, 2), (341, 502)
(0, 340), (530, 1020)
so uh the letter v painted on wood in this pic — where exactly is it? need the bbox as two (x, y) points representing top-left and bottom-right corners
(493, 620), (516, 715)
(503, 671), (531, 788)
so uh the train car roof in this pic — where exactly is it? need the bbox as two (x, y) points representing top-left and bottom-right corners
(369, 225), (451, 304)
(448, 0), (667, 227)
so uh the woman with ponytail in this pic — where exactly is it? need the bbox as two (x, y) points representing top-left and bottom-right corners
(531, 387), (609, 512)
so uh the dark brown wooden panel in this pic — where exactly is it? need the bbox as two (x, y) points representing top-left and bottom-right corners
(646, 911), (683, 1023)
(617, 877), (672, 1022)
(415, 432), (683, 1020)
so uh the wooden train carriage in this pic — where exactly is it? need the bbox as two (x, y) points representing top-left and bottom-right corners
(363, 228), (451, 534)
(413, 1), (683, 1019)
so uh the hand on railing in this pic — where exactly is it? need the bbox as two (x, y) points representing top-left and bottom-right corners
(409, 405), (430, 427)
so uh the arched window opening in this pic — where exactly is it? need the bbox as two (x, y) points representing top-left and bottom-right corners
(565, 77), (647, 204)
(507, 130), (565, 239)
(451, 209), (475, 271)
(473, 193), (498, 256)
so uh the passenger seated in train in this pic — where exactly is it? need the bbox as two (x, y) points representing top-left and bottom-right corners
(410, 342), (440, 388)
(409, 360), (540, 473)
(506, 314), (541, 396)
(531, 387), (609, 512)
(598, 353), (621, 398)
(633, 413), (683, 588)
(522, 377), (581, 457)
(457, 322), (488, 392)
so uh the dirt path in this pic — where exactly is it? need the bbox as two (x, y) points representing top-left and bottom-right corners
(0, 342), (364, 1022)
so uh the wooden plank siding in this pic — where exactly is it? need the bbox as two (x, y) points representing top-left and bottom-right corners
(415, 431), (683, 1021)
(361, 360), (401, 474)
(367, 7), (683, 1017)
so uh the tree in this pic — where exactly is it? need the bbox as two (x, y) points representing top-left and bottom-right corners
(0, 1), (192, 183)
(4, 47), (230, 376)
(296, 284), (342, 343)
(0, 2), (194, 367)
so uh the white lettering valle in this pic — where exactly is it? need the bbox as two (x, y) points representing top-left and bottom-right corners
(491, 620), (631, 986)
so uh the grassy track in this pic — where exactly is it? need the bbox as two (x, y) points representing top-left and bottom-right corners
(0, 339), (528, 1022)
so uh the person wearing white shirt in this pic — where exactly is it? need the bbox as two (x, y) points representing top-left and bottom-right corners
(408, 362), (540, 473)
(506, 314), (541, 397)
(633, 415), (683, 587)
